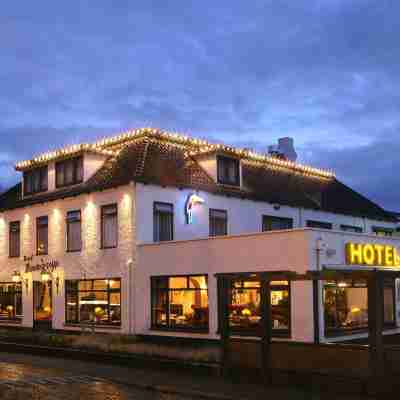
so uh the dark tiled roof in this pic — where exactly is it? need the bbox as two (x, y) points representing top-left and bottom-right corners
(0, 137), (395, 222)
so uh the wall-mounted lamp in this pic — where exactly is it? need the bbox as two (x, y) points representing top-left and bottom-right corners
(12, 271), (21, 283)
(55, 274), (60, 295)
(41, 270), (51, 282)
(185, 193), (205, 224)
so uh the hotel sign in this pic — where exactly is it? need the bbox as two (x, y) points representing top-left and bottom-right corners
(23, 256), (59, 274)
(346, 243), (400, 267)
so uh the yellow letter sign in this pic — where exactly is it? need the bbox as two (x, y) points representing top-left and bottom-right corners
(346, 243), (400, 267)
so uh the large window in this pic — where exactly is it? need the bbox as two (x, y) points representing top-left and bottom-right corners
(209, 209), (228, 237)
(37, 216), (48, 255)
(56, 156), (83, 188)
(101, 204), (118, 249)
(153, 202), (174, 242)
(306, 220), (332, 230)
(66, 211), (82, 252)
(0, 283), (22, 322)
(229, 280), (290, 336)
(324, 279), (396, 335)
(262, 215), (293, 231)
(24, 166), (48, 195)
(9, 221), (20, 258)
(65, 278), (121, 326)
(151, 275), (209, 332)
(217, 156), (240, 186)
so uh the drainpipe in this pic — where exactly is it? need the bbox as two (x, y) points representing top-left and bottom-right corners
(314, 238), (325, 344)
(127, 258), (134, 335)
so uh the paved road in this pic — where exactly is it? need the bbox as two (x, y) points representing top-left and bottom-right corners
(0, 353), (190, 400)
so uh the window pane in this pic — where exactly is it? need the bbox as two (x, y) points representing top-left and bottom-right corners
(384, 286), (395, 324)
(56, 163), (64, 187)
(9, 222), (20, 258)
(263, 216), (293, 231)
(102, 205), (118, 248)
(67, 211), (82, 252)
(93, 279), (108, 290)
(151, 275), (209, 331)
(271, 289), (290, 330)
(154, 203), (173, 242)
(37, 217), (48, 255)
(230, 286), (261, 332)
(0, 283), (22, 321)
(76, 157), (83, 182)
(210, 209), (227, 237)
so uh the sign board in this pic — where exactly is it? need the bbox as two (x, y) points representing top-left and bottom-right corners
(346, 243), (400, 267)
(24, 256), (59, 274)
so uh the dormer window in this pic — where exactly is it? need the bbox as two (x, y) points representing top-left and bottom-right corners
(56, 156), (83, 188)
(24, 166), (48, 195)
(217, 156), (240, 186)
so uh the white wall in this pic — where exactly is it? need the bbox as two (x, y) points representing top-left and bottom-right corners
(0, 184), (135, 333)
(136, 229), (313, 341)
(135, 183), (396, 244)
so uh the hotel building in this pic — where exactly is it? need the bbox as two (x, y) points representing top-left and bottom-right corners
(0, 128), (398, 343)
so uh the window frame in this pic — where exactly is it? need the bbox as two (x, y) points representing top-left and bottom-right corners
(9, 221), (21, 258)
(24, 166), (48, 196)
(101, 204), (118, 249)
(227, 279), (291, 338)
(0, 282), (23, 323)
(153, 202), (174, 242)
(36, 216), (48, 256)
(217, 155), (240, 186)
(66, 210), (82, 253)
(65, 277), (121, 327)
(306, 220), (333, 230)
(340, 224), (363, 233)
(262, 215), (294, 232)
(372, 226), (394, 237)
(323, 279), (396, 337)
(209, 208), (228, 237)
(55, 156), (84, 188)
(151, 274), (209, 333)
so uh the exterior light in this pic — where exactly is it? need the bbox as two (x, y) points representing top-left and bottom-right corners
(12, 271), (21, 283)
(55, 274), (60, 295)
(185, 193), (205, 224)
(41, 270), (51, 282)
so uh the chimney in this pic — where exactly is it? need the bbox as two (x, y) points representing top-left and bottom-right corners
(268, 137), (297, 162)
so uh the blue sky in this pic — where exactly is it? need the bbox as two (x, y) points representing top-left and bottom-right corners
(1, 1), (399, 210)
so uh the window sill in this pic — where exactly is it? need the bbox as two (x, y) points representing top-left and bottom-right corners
(0, 320), (22, 325)
(8, 256), (20, 259)
(66, 249), (82, 254)
(64, 323), (121, 330)
(151, 326), (209, 334)
(325, 325), (397, 338)
(101, 246), (118, 250)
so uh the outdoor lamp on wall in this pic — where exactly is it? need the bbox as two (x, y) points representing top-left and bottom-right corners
(23, 274), (29, 293)
(54, 274), (60, 295)
(12, 271), (21, 283)
(41, 270), (51, 283)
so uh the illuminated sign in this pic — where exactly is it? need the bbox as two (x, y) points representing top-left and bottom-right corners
(346, 243), (400, 267)
(185, 193), (205, 224)
(24, 255), (59, 274)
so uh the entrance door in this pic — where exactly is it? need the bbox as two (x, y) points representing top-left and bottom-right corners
(33, 281), (53, 330)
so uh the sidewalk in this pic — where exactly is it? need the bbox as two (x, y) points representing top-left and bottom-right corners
(0, 352), (364, 400)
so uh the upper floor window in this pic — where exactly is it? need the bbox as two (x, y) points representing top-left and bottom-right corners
(37, 216), (48, 255)
(24, 166), (48, 195)
(66, 210), (82, 252)
(9, 221), (20, 258)
(101, 204), (118, 249)
(341, 225), (363, 234)
(217, 156), (240, 186)
(154, 202), (174, 242)
(306, 220), (332, 230)
(373, 227), (394, 237)
(209, 209), (228, 237)
(263, 215), (293, 231)
(56, 157), (83, 188)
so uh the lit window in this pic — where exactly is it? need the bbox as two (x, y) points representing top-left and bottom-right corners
(217, 156), (240, 186)
(9, 221), (20, 258)
(24, 166), (48, 195)
(37, 216), (48, 255)
(56, 157), (83, 188)
(153, 202), (174, 242)
(229, 280), (290, 336)
(101, 204), (118, 249)
(66, 210), (82, 252)
(151, 275), (209, 332)
(65, 278), (121, 326)
(262, 215), (293, 231)
(323, 279), (395, 335)
(0, 283), (22, 322)
(209, 209), (228, 237)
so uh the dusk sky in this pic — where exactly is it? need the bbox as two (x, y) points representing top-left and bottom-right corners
(1, 1), (399, 210)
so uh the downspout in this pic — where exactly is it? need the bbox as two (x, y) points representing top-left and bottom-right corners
(128, 180), (136, 336)
(314, 238), (325, 344)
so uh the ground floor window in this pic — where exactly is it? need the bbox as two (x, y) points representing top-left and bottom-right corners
(151, 275), (209, 332)
(229, 280), (290, 336)
(65, 278), (121, 326)
(0, 283), (22, 322)
(324, 279), (396, 335)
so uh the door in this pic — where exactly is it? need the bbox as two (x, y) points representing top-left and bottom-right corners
(33, 281), (52, 330)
